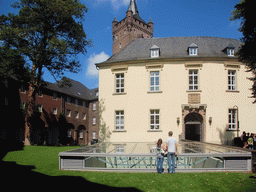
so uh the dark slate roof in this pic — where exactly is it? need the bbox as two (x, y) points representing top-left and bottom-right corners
(104, 36), (242, 64)
(127, 0), (147, 24)
(46, 79), (98, 101)
(133, 14), (147, 25)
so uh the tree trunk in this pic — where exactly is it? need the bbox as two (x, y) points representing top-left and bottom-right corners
(24, 83), (36, 145)
(24, 63), (37, 146)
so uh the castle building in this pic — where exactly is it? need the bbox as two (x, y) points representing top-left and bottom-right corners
(112, 0), (153, 55)
(96, 1), (256, 144)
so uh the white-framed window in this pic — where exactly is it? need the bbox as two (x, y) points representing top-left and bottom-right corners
(93, 103), (96, 111)
(151, 49), (159, 58)
(150, 110), (160, 130)
(228, 109), (237, 130)
(75, 111), (79, 119)
(75, 99), (79, 106)
(67, 109), (71, 117)
(82, 113), (86, 120)
(115, 145), (124, 154)
(115, 111), (124, 131)
(5, 97), (8, 106)
(38, 104), (43, 113)
(67, 129), (71, 138)
(189, 48), (198, 56)
(38, 90), (43, 97)
(20, 85), (26, 93)
(189, 69), (199, 91)
(67, 97), (71, 104)
(20, 101), (26, 109)
(150, 71), (160, 92)
(227, 48), (235, 56)
(93, 117), (96, 125)
(228, 70), (236, 91)
(93, 131), (96, 139)
(53, 93), (57, 100)
(150, 45), (160, 58)
(115, 73), (124, 93)
(53, 107), (57, 115)
(79, 131), (83, 139)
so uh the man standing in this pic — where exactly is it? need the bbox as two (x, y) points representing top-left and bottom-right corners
(166, 131), (177, 174)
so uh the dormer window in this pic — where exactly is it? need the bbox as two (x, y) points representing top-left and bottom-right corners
(225, 44), (235, 57)
(227, 48), (235, 56)
(188, 43), (198, 56)
(151, 45), (160, 58)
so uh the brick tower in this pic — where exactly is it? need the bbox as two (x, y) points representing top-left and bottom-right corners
(112, 0), (153, 55)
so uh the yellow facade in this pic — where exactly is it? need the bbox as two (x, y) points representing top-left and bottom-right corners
(97, 58), (256, 144)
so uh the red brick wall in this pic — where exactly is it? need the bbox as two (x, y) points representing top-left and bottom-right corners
(18, 83), (98, 145)
(112, 11), (153, 55)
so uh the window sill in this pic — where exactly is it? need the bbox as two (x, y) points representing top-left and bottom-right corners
(226, 129), (239, 132)
(113, 130), (127, 132)
(113, 93), (127, 96)
(226, 90), (240, 93)
(186, 90), (202, 93)
(147, 130), (162, 132)
(147, 91), (163, 94)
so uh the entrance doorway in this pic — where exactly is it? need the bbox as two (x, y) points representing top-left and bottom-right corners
(184, 113), (203, 141)
(77, 125), (86, 146)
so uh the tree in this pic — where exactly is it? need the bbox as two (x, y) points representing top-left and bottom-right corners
(0, 42), (28, 83)
(230, 0), (256, 103)
(0, 0), (92, 145)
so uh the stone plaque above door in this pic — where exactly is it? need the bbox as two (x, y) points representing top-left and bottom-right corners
(188, 93), (200, 104)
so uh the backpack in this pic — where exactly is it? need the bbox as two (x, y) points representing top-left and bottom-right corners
(248, 137), (253, 145)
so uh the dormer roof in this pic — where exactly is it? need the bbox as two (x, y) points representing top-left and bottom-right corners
(189, 43), (198, 48)
(151, 45), (159, 49)
(226, 43), (235, 49)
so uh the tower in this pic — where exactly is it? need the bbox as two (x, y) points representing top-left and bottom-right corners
(112, 0), (153, 55)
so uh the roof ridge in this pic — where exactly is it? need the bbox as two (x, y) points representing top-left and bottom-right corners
(144, 36), (241, 41)
(106, 39), (137, 62)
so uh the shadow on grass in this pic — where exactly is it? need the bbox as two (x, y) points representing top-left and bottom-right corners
(0, 141), (141, 192)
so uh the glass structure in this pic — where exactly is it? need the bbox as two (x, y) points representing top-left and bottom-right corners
(59, 142), (252, 172)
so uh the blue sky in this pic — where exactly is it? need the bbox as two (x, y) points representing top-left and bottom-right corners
(0, 0), (242, 89)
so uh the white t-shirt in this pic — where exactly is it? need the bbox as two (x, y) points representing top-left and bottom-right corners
(166, 137), (177, 153)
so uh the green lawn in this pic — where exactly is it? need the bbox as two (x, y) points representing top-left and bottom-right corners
(2, 146), (256, 192)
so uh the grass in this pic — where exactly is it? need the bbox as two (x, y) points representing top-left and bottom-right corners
(3, 146), (256, 192)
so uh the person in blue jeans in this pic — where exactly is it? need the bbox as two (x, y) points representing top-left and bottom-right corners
(166, 131), (177, 174)
(156, 138), (166, 174)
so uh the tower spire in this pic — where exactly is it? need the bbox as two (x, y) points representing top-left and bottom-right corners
(128, 0), (139, 15)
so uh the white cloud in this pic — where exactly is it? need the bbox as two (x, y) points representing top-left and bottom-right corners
(94, 0), (130, 11)
(86, 52), (110, 78)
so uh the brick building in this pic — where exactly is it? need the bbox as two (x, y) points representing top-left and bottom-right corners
(112, 0), (153, 55)
(1, 78), (99, 146)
